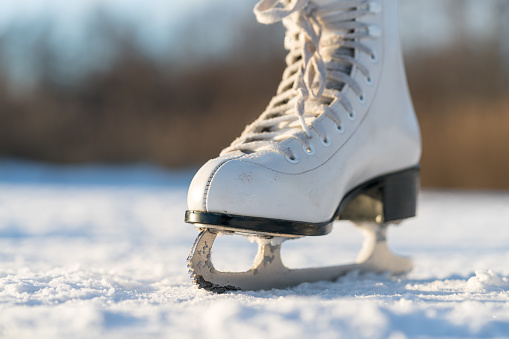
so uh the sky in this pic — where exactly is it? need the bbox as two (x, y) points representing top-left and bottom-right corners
(0, 0), (243, 53)
(0, 0), (249, 88)
(0, 0), (504, 88)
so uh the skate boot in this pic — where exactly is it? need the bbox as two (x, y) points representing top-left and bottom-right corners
(186, 0), (421, 292)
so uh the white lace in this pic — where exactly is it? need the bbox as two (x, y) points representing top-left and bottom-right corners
(222, 0), (378, 159)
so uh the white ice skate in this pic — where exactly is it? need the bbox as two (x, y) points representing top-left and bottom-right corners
(186, 0), (421, 292)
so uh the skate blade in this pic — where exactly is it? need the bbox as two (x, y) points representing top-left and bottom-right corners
(196, 224), (303, 239)
(187, 222), (412, 293)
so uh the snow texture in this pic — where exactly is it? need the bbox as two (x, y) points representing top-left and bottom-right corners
(1, 160), (509, 338)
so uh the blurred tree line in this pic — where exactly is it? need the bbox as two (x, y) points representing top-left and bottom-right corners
(0, 1), (508, 189)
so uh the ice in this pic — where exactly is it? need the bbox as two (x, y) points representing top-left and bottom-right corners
(1, 160), (509, 338)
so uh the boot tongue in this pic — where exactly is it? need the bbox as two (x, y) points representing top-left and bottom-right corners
(311, 0), (355, 93)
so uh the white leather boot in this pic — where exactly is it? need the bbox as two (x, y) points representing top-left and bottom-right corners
(186, 0), (421, 237)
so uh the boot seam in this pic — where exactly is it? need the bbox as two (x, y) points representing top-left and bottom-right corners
(203, 154), (247, 210)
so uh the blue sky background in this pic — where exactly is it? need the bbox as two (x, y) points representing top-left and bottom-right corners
(0, 0), (505, 89)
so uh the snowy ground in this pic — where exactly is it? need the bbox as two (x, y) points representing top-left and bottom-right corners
(1, 160), (509, 338)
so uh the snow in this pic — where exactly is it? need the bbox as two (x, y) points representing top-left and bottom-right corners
(1, 161), (509, 338)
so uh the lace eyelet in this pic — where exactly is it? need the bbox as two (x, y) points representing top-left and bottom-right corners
(366, 76), (373, 85)
(368, 25), (382, 38)
(370, 53), (378, 62)
(285, 153), (300, 163)
(336, 124), (344, 133)
(358, 95), (366, 104)
(348, 111), (356, 120)
(320, 136), (331, 147)
(368, 2), (382, 13)
(303, 144), (315, 155)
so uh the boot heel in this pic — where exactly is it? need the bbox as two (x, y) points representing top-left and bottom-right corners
(338, 166), (420, 223)
(381, 166), (420, 222)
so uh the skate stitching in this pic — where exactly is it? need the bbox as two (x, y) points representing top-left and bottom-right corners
(203, 155), (247, 210)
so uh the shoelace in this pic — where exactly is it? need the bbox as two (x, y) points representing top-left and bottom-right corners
(222, 0), (378, 161)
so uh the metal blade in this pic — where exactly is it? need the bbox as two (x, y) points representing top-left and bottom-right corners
(187, 222), (412, 292)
